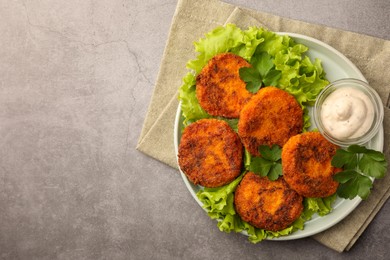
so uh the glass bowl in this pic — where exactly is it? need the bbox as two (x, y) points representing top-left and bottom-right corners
(313, 78), (384, 147)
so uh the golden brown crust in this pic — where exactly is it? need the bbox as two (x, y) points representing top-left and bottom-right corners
(238, 87), (303, 156)
(281, 132), (341, 198)
(178, 119), (243, 188)
(234, 172), (303, 231)
(196, 53), (253, 118)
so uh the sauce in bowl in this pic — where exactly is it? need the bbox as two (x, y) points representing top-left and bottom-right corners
(314, 78), (384, 146)
(320, 87), (375, 140)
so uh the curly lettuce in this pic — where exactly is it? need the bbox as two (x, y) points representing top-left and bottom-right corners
(178, 73), (210, 125)
(304, 194), (337, 218)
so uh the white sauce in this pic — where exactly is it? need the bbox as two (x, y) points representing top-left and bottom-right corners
(320, 87), (374, 139)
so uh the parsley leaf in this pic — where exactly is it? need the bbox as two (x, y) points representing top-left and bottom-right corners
(331, 149), (358, 170)
(359, 153), (387, 178)
(268, 163), (282, 181)
(249, 157), (272, 176)
(254, 53), (274, 77)
(259, 145), (281, 161)
(332, 145), (388, 200)
(246, 145), (282, 181)
(347, 144), (369, 153)
(239, 67), (262, 93)
(334, 171), (372, 200)
(239, 52), (281, 94)
(262, 69), (282, 87)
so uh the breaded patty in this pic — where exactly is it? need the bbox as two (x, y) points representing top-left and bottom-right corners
(234, 172), (303, 231)
(178, 119), (243, 188)
(196, 53), (253, 118)
(238, 87), (303, 156)
(282, 132), (341, 198)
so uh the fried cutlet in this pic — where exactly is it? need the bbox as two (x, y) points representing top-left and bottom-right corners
(238, 87), (303, 156)
(196, 53), (253, 118)
(178, 119), (243, 188)
(281, 132), (341, 198)
(234, 172), (303, 231)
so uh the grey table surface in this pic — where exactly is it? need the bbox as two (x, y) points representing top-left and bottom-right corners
(1, 0), (389, 259)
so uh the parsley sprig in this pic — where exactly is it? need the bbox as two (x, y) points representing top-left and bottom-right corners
(332, 145), (388, 200)
(245, 145), (282, 181)
(239, 52), (281, 93)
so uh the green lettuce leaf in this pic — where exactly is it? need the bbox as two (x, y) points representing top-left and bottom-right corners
(231, 26), (265, 61)
(273, 45), (329, 129)
(197, 173), (244, 219)
(187, 24), (246, 73)
(304, 194), (337, 217)
(178, 73), (210, 126)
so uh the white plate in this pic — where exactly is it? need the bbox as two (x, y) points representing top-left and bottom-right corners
(173, 33), (384, 240)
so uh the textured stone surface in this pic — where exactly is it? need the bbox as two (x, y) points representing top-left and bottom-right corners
(0, 0), (389, 259)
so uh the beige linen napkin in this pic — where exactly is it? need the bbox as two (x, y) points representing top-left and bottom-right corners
(137, 0), (390, 252)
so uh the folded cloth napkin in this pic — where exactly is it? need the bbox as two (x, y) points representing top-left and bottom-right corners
(137, 0), (390, 252)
